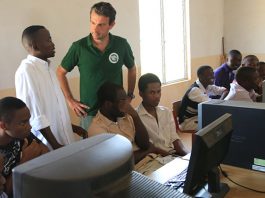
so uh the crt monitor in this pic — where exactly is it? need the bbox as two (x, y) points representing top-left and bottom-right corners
(12, 134), (134, 198)
(183, 113), (233, 198)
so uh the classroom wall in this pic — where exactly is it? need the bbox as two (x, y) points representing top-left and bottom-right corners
(224, 0), (265, 59)
(0, 0), (140, 90)
(0, 0), (224, 124)
(1, 0), (264, 124)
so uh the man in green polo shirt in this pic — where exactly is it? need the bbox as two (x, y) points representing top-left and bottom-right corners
(57, 2), (136, 130)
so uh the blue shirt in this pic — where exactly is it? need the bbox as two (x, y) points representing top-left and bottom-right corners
(214, 63), (235, 89)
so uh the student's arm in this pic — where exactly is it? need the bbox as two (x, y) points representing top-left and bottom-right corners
(134, 143), (170, 164)
(72, 124), (88, 139)
(127, 65), (136, 98)
(188, 87), (209, 103)
(173, 139), (189, 156)
(168, 109), (189, 156)
(124, 104), (149, 150)
(56, 66), (89, 117)
(40, 127), (63, 149)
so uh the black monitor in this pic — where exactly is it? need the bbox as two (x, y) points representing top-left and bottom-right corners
(183, 113), (233, 197)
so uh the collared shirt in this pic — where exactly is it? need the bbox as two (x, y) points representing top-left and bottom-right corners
(61, 33), (135, 116)
(136, 103), (180, 152)
(214, 63), (235, 89)
(15, 55), (76, 147)
(188, 79), (227, 103)
(88, 111), (137, 148)
(225, 82), (256, 102)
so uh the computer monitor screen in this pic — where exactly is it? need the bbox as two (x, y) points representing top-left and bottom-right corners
(183, 113), (233, 197)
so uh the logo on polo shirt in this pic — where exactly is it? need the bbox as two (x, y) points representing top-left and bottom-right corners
(109, 53), (119, 64)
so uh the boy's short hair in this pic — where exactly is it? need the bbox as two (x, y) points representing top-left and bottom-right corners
(197, 65), (212, 77)
(138, 73), (161, 92)
(22, 25), (45, 47)
(90, 2), (116, 24)
(242, 55), (259, 65)
(236, 66), (257, 84)
(97, 82), (123, 107)
(0, 97), (26, 123)
(228, 49), (242, 57)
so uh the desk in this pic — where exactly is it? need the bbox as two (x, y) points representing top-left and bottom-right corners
(148, 157), (265, 198)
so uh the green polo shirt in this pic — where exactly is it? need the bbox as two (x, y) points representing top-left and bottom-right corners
(61, 33), (135, 115)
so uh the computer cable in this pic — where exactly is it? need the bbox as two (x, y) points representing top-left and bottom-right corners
(219, 165), (265, 193)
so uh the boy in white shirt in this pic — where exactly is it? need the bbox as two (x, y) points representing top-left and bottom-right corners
(225, 66), (260, 102)
(15, 25), (87, 149)
(179, 65), (227, 131)
(136, 73), (188, 156)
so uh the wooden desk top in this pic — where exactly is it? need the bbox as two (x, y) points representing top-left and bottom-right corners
(221, 164), (265, 198)
(148, 157), (265, 198)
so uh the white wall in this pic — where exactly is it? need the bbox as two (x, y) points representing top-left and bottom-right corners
(3, 0), (265, 91)
(189, 0), (224, 58)
(0, 0), (140, 90)
(224, 0), (265, 54)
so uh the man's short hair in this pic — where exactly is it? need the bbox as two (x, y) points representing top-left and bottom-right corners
(97, 82), (123, 107)
(138, 73), (161, 92)
(228, 49), (242, 57)
(90, 2), (116, 24)
(236, 66), (257, 84)
(0, 97), (26, 123)
(197, 65), (212, 77)
(22, 25), (45, 46)
(242, 55), (259, 65)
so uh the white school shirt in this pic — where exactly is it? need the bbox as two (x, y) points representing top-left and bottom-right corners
(188, 79), (227, 103)
(180, 79), (226, 130)
(15, 55), (75, 147)
(136, 103), (180, 153)
(224, 82), (255, 102)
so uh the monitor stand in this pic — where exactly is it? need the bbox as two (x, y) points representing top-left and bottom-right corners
(195, 167), (230, 198)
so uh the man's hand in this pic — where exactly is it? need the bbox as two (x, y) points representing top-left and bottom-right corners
(119, 99), (138, 117)
(67, 98), (89, 117)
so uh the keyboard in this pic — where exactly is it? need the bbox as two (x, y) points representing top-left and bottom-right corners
(164, 167), (188, 190)
(113, 171), (192, 198)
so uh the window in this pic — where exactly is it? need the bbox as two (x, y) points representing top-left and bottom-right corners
(139, 0), (188, 84)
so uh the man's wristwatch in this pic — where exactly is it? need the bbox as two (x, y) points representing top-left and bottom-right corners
(127, 92), (135, 99)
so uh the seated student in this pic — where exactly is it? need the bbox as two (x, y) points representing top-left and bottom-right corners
(179, 65), (227, 131)
(241, 55), (259, 69)
(240, 55), (261, 95)
(15, 25), (87, 150)
(87, 82), (161, 164)
(0, 97), (49, 196)
(136, 73), (188, 157)
(214, 49), (242, 90)
(225, 67), (260, 102)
